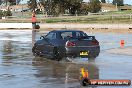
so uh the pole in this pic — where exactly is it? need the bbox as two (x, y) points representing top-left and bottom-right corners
(32, 29), (36, 47)
(130, 14), (131, 21)
(32, 12), (37, 47)
(116, 3), (118, 11)
(21, 0), (23, 19)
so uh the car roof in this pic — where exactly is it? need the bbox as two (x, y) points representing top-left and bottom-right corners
(51, 30), (83, 32)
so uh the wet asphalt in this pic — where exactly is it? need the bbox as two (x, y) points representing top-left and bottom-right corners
(0, 30), (132, 88)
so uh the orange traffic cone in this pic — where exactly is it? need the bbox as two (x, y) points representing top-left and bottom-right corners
(120, 40), (125, 48)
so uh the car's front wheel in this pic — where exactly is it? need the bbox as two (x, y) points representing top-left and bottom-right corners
(32, 46), (40, 56)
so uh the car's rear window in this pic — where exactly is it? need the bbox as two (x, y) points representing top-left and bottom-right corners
(60, 31), (87, 39)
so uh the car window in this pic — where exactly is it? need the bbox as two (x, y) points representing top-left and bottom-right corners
(61, 32), (73, 39)
(45, 32), (56, 40)
(76, 32), (81, 37)
(75, 31), (87, 37)
(52, 33), (56, 39)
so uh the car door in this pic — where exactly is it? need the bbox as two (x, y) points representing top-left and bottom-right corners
(44, 32), (57, 55)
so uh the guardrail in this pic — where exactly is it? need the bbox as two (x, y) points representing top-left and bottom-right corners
(0, 23), (132, 29)
(39, 23), (132, 29)
(0, 23), (32, 29)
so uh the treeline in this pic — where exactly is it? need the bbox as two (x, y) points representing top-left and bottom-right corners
(27, 0), (124, 16)
(0, 0), (125, 16)
(0, 0), (124, 6)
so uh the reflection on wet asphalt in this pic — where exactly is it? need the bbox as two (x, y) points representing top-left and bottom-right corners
(0, 30), (132, 88)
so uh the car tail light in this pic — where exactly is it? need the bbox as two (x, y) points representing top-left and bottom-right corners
(92, 40), (99, 45)
(66, 41), (75, 47)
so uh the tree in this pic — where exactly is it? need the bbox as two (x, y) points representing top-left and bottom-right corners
(0, 9), (12, 18)
(8, 0), (16, 5)
(27, 0), (37, 12)
(101, 0), (106, 3)
(80, 3), (90, 15)
(3, 9), (12, 16)
(4, 0), (16, 5)
(0, 0), (2, 4)
(67, 0), (83, 15)
(38, 0), (83, 16)
(89, 0), (101, 13)
(0, 10), (3, 18)
(28, 0), (83, 16)
(112, 0), (124, 6)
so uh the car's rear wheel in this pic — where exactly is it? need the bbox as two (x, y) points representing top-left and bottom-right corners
(88, 52), (99, 60)
(52, 47), (62, 61)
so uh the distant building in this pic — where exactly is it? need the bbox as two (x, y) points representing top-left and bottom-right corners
(0, 4), (29, 12)
(101, 3), (132, 12)
(101, 3), (117, 12)
(118, 5), (132, 11)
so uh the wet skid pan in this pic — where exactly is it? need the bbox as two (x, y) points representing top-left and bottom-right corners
(0, 30), (132, 88)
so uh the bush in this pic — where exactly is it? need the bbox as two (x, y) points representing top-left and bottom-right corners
(0, 10), (3, 18)
(0, 10), (12, 18)
(3, 10), (12, 16)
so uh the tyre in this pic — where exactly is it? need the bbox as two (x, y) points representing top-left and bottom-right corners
(88, 52), (99, 60)
(52, 47), (62, 61)
(32, 46), (40, 56)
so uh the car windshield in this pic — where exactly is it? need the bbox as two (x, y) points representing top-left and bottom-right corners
(61, 31), (87, 39)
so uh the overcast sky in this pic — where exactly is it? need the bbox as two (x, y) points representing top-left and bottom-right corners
(83, 0), (132, 5)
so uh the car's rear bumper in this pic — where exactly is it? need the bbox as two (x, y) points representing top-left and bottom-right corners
(65, 45), (100, 58)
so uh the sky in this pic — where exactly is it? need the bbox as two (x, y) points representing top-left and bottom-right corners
(19, 0), (132, 5)
(83, 0), (132, 5)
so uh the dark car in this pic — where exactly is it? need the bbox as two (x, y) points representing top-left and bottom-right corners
(32, 30), (100, 61)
